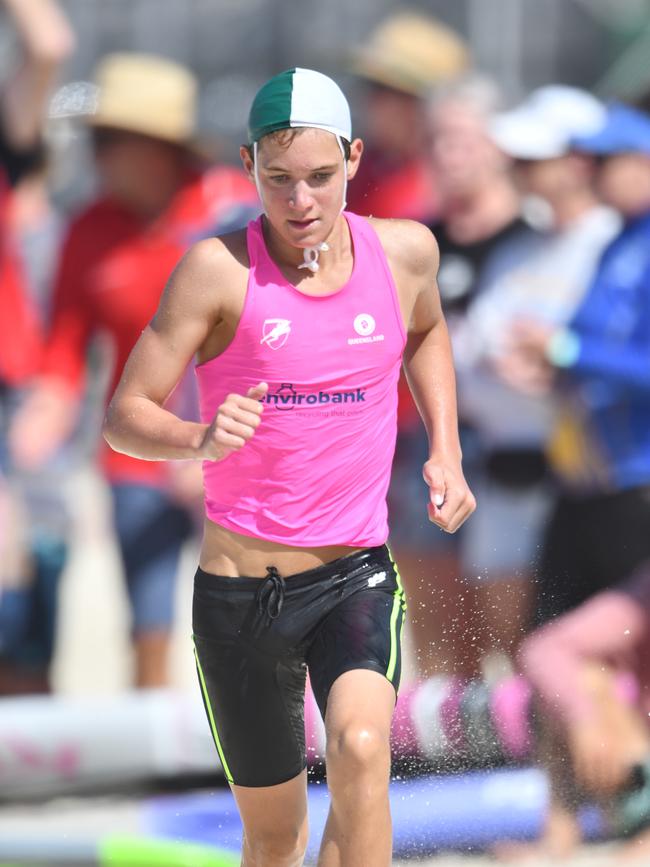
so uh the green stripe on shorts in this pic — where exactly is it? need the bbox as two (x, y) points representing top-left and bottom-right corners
(386, 549), (407, 683)
(192, 637), (234, 784)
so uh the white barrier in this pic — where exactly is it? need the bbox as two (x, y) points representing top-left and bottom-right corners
(0, 689), (221, 798)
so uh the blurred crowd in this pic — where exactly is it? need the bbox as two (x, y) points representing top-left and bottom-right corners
(2, 0), (650, 859)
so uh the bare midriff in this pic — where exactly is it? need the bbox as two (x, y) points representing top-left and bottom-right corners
(200, 518), (363, 579)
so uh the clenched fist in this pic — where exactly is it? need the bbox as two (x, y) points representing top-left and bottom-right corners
(199, 382), (268, 461)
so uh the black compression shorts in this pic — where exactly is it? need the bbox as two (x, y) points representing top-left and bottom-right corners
(192, 545), (406, 788)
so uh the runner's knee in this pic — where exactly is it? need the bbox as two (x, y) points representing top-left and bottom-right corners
(243, 821), (308, 866)
(327, 722), (390, 777)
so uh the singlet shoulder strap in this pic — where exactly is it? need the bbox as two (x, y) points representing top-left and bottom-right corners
(343, 209), (371, 242)
(344, 211), (407, 345)
(343, 210), (389, 262)
(344, 210), (394, 277)
(245, 215), (266, 270)
(343, 210), (365, 227)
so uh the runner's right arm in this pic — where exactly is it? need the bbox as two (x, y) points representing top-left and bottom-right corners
(103, 238), (267, 463)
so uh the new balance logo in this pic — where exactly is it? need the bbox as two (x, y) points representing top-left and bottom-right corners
(367, 571), (387, 588)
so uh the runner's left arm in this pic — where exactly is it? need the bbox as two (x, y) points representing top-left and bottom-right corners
(399, 221), (476, 533)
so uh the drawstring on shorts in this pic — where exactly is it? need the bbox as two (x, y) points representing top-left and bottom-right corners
(256, 565), (286, 625)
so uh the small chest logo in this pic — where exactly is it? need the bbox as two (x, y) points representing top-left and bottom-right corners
(353, 313), (376, 337)
(261, 318), (291, 350)
(349, 312), (384, 346)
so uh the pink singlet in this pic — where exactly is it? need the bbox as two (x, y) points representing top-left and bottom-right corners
(195, 211), (407, 547)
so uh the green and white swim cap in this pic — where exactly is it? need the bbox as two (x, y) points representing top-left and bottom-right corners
(248, 68), (352, 145)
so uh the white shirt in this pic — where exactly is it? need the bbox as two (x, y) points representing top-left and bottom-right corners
(454, 205), (621, 448)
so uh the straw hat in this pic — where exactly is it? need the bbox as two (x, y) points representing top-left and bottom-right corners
(88, 53), (198, 145)
(351, 12), (470, 97)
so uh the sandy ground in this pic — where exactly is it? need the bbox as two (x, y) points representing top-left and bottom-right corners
(0, 470), (636, 865)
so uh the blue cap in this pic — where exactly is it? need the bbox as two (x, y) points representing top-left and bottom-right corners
(572, 102), (650, 156)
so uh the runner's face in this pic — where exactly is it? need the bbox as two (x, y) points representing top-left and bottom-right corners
(243, 129), (357, 248)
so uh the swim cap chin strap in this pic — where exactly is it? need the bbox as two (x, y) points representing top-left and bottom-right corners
(253, 136), (348, 274)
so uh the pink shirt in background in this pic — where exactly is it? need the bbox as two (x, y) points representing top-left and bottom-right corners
(195, 212), (407, 547)
(519, 568), (650, 724)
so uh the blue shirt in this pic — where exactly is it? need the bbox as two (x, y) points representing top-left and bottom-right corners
(567, 212), (650, 489)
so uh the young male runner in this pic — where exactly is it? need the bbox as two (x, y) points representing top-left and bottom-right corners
(104, 68), (475, 867)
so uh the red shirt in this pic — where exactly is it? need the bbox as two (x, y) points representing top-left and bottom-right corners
(347, 149), (438, 222)
(0, 176), (43, 386)
(42, 167), (258, 485)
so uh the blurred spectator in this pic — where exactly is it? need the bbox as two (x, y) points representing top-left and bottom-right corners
(9, 149), (65, 309)
(1, 155), (72, 696)
(429, 75), (524, 320)
(0, 0), (74, 693)
(389, 74), (525, 678)
(347, 11), (469, 221)
(9, 52), (258, 688)
(505, 565), (650, 860)
(453, 86), (620, 675)
(505, 102), (650, 628)
(0, 0), (74, 388)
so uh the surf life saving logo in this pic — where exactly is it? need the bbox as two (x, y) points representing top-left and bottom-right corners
(261, 318), (291, 350)
(349, 313), (384, 345)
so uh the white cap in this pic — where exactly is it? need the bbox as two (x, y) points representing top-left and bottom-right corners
(489, 85), (607, 160)
(248, 68), (351, 145)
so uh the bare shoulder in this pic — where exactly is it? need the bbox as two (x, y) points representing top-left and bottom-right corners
(160, 228), (248, 307)
(367, 218), (442, 333)
(152, 229), (249, 335)
(368, 217), (439, 279)
(175, 227), (248, 285)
